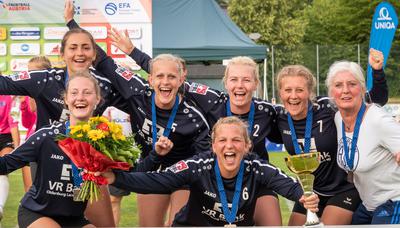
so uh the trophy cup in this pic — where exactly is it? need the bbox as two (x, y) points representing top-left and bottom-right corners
(285, 152), (323, 227)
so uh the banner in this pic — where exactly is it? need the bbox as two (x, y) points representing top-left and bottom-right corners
(0, 0), (152, 74)
(367, 2), (398, 91)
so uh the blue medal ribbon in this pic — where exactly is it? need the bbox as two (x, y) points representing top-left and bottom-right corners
(287, 104), (313, 154)
(214, 159), (244, 224)
(226, 98), (255, 134)
(151, 93), (180, 149)
(341, 103), (366, 171)
(65, 121), (83, 188)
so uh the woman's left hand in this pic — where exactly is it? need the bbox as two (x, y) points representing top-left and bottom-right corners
(299, 194), (319, 213)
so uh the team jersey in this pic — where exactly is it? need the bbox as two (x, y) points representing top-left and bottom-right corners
(113, 151), (303, 226)
(0, 95), (18, 134)
(20, 96), (37, 137)
(276, 97), (354, 196)
(121, 43), (282, 160)
(0, 123), (86, 217)
(95, 49), (210, 169)
(184, 84), (281, 160)
(0, 68), (126, 130)
(276, 78), (389, 196)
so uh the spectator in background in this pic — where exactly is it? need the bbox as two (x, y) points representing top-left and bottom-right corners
(0, 94), (20, 221)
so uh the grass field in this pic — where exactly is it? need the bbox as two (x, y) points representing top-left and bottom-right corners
(1, 152), (293, 227)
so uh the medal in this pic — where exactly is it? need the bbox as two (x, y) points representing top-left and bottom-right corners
(224, 224), (237, 228)
(73, 188), (83, 202)
(287, 104), (313, 154)
(347, 171), (354, 183)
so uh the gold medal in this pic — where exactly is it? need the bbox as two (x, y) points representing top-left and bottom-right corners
(73, 188), (83, 202)
(224, 224), (237, 228)
(347, 171), (354, 183)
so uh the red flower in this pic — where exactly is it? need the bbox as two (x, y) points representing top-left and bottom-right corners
(96, 122), (109, 132)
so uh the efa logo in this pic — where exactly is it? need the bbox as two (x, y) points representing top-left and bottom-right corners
(104, 2), (131, 15)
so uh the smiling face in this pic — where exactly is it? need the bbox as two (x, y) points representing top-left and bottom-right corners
(279, 76), (311, 120)
(329, 71), (364, 112)
(148, 58), (184, 109)
(224, 64), (258, 114)
(61, 31), (96, 75)
(65, 75), (100, 125)
(212, 121), (251, 179)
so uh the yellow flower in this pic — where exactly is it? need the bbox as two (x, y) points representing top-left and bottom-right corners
(88, 129), (106, 141)
(70, 125), (82, 135)
(82, 124), (90, 132)
(76, 133), (84, 138)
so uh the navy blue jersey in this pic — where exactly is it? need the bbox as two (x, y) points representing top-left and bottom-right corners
(0, 68), (126, 129)
(0, 123), (87, 217)
(94, 49), (210, 169)
(113, 151), (302, 226)
(276, 98), (354, 196)
(184, 83), (282, 161)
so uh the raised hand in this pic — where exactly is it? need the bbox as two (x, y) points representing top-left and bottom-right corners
(64, 0), (75, 24)
(109, 27), (135, 55)
(369, 48), (384, 70)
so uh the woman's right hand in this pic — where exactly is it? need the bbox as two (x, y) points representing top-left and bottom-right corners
(155, 136), (174, 156)
(94, 171), (116, 185)
(64, 0), (74, 24)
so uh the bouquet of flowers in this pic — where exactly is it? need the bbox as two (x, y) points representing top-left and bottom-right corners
(57, 116), (141, 202)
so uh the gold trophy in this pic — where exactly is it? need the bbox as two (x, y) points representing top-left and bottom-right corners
(285, 152), (323, 227)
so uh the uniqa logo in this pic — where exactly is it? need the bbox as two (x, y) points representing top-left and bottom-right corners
(375, 7), (395, 29)
(105, 2), (117, 15)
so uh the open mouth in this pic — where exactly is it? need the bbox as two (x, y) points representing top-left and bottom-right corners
(159, 87), (172, 97)
(224, 152), (236, 164)
(74, 103), (88, 110)
(233, 91), (246, 99)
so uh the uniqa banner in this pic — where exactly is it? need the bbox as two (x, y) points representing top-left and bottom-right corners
(367, 2), (398, 91)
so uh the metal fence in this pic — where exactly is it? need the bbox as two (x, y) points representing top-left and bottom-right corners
(261, 43), (400, 102)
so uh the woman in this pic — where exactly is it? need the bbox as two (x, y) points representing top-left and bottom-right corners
(275, 49), (388, 225)
(0, 25), (124, 227)
(64, 3), (210, 226)
(0, 95), (19, 221)
(97, 116), (319, 226)
(326, 61), (400, 224)
(0, 73), (103, 227)
(19, 56), (51, 193)
(102, 26), (283, 225)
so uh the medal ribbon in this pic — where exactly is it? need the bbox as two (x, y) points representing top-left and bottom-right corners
(226, 98), (255, 134)
(287, 104), (313, 154)
(65, 121), (83, 188)
(215, 159), (244, 224)
(341, 103), (366, 170)
(151, 93), (179, 149)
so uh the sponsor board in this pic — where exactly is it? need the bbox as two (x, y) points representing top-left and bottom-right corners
(114, 57), (141, 71)
(10, 43), (40, 56)
(111, 44), (125, 55)
(10, 27), (40, 40)
(10, 58), (29, 71)
(0, 27), (6, 40)
(43, 27), (68, 40)
(0, 43), (6, 55)
(82, 26), (107, 39)
(111, 24), (142, 39)
(0, 57), (7, 71)
(44, 43), (61, 56)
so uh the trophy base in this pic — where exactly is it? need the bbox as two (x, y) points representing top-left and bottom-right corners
(303, 222), (324, 228)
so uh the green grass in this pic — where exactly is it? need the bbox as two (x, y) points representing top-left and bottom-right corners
(2, 152), (293, 227)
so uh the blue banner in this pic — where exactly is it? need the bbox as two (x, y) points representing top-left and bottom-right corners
(367, 2), (398, 91)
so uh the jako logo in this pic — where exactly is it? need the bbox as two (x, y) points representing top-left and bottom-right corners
(21, 44), (29, 52)
(105, 3), (117, 15)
